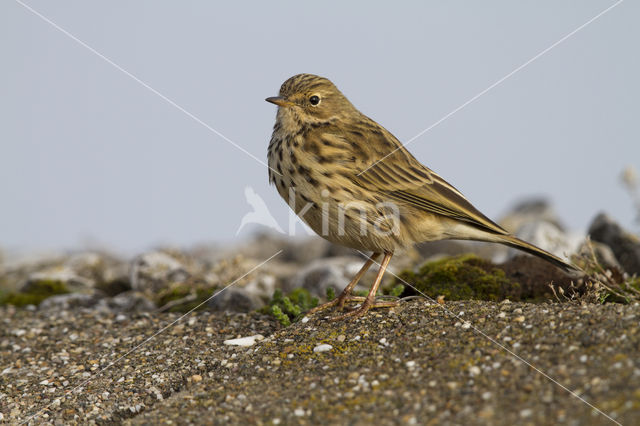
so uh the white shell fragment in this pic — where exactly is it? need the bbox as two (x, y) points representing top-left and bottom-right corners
(313, 344), (333, 353)
(223, 334), (265, 347)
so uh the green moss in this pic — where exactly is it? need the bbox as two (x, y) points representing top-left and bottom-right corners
(270, 305), (291, 327)
(326, 287), (336, 301)
(0, 279), (70, 307)
(387, 284), (405, 298)
(262, 288), (318, 326)
(156, 282), (214, 312)
(604, 276), (640, 304)
(395, 254), (520, 302)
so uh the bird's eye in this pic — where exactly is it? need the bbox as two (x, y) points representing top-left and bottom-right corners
(309, 95), (320, 106)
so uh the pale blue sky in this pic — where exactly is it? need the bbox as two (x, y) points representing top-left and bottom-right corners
(1, 1), (638, 254)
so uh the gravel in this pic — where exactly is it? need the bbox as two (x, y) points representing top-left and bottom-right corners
(1, 300), (639, 425)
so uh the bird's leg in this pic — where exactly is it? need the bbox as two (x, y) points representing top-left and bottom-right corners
(332, 252), (394, 321)
(307, 253), (380, 315)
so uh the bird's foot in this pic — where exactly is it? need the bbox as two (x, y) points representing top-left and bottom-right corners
(307, 294), (365, 315)
(329, 299), (398, 321)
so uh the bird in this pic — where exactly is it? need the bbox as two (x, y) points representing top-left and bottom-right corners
(265, 73), (578, 320)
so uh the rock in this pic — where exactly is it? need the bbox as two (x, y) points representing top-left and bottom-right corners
(500, 256), (573, 300)
(494, 198), (581, 264)
(100, 291), (156, 313)
(130, 251), (192, 294)
(96, 258), (131, 296)
(499, 197), (565, 233)
(3, 265), (96, 306)
(243, 275), (277, 301)
(21, 266), (94, 293)
(287, 256), (381, 298)
(0, 256), (95, 306)
(507, 221), (582, 262)
(39, 292), (103, 311)
(588, 213), (640, 274)
(207, 287), (264, 312)
(64, 251), (131, 296)
(0, 251), (66, 293)
(575, 240), (621, 271)
(1, 251), (130, 307)
(233, 233), (363, 265)
(37, 290), (155, 313)
(65, 252), (109, 282)
(288, 258), (349, 298)
(230, 233), (325, 265)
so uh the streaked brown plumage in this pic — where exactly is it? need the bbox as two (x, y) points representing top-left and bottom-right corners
(266, 73), (577, 319)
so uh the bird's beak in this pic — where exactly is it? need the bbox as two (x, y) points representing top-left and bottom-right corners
(265, 96), (294, 107)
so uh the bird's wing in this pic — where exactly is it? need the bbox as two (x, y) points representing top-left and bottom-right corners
(337, 120), (509, 236)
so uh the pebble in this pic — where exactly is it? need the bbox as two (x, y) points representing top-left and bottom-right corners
(520, 408), (533, 418)
(313, 344), (333, 353)
(223, 335), (264, 347)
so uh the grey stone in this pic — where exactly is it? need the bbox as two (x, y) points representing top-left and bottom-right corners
(207, 287), (263, 312)
(100, 291), (157, 313)
(588, 213), (640, 274)
(130, 251), (191, 294)
(507, 221), (582, 261)
(499, 197), (565, 233)
(21, 266), (95, 293)
(1, 251), (130, 298)
(575, 240), (621, 271)
(288, 256), (381, 298)
(243, 275), (277, 301)
(39, 292), (103, 311)
(241, 233), (330, 264)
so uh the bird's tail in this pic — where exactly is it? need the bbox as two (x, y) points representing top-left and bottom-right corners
(497, 235), (579, 274)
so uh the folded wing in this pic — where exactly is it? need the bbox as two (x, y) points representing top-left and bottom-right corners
(341, 122), (509, 236)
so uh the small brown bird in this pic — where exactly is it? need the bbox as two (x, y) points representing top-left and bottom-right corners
(266, 73), (577, 320)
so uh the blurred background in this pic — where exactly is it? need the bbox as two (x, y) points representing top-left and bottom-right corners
(1, 0), (638, 255)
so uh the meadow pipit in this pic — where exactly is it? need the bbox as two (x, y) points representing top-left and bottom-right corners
(266, 73), (577, 320)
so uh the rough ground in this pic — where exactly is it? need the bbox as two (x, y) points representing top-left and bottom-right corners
(1, 300), (639, 425)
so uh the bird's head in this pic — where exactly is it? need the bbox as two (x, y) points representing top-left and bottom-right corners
(266, 74), (356, 125)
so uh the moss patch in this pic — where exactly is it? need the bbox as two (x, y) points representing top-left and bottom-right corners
(603, 275), (640, 304)
(156, 281), (216, 312)
(262, 288), (319, 326)
(0, 279), (70, 307)
(396, 254), (521, 302)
